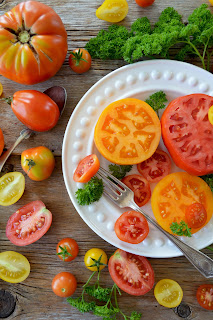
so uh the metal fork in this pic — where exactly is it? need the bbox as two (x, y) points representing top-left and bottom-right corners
(97, 166), (213, 279)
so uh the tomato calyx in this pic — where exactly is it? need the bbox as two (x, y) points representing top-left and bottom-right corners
(1, 97), (12, 105)
(18, 30), (31, 44)
(69, 49), (88, 66)
(25, 159), (36, 171)
(88, 254), (107, 271)
(57, 245), (72, 261)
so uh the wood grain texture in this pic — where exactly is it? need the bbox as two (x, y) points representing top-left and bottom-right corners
(0, 0), (213, 319)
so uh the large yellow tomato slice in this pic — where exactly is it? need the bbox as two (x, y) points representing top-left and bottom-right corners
(151, 172), (213, 234)
(154, 279), (183, 308)
(0, 172), (25, 206)
(94, 98), (161, 165)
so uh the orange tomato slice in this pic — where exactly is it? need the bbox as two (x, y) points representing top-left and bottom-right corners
(151, 172), (213, 234)
(94, 98), (161, 165)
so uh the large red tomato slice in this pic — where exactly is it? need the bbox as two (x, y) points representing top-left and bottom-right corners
(161, 94), (213, 176)
(6, 200), (52, 246)
(108, 249), (154, 296)
(0, 1), (67, 84)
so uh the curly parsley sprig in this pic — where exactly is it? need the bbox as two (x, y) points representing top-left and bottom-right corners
(170, 220), (192, 237)
(108, 164), (132, 180)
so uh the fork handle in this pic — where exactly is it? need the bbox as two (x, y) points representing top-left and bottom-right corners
(131, 203), (213, 279)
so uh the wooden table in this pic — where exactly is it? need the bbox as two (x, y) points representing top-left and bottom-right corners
(0, 0), (213, 319)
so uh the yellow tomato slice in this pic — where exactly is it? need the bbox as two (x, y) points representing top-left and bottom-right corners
(96, 0), (129, 23)
(208, 105), (213, 125)
(84, 248), (108, 271)
(154, 279), (183, 308)
(94, 98), (161, 165)
(0, 251), (30, 283)
(0, 172), (25, 206)
(151, 172), (213, 234)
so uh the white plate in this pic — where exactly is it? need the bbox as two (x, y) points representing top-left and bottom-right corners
(62, 60), (213, 258)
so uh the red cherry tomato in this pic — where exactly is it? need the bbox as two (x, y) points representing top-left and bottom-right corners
(137, 149), (171, 183)
(108, 249), (154, 296)
(6, 200), (52, 246)
(185, 203), (207, 229)
(135, 0), (155, 7)
(56, 238), (79, 262)
(69, 48), (91, 74)
(73, 154), (100, 183)
(52, 272), (77, 297)
(122, 174), (151, 207)
(196, 284), (213, 310)
(0, 128), (4, 156)
(114, 211), (149, 244)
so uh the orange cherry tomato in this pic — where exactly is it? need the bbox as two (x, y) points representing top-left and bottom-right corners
(52, 272), (77, 297)
(185, 203), (207, 229)
(0, 128), (4, 156)
(135, 0), (155, 7)
(69, 49), (91, 74)
(196, 284), (213, 310)
(73, 154), (100, 183)
(56, 238), (79, 262)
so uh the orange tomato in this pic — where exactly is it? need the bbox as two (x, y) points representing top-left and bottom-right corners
(94, 98), (161, 165)
(0, 1), (67, 84)
(151, 172), (213, 234)
(0, 128), (4, 156)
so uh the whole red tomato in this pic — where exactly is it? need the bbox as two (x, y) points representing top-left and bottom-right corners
(10, 90), (60, 132)
(69, 49), (91, 74)
(21, 146), (55, 181)
(56, 238), (79, 262)
(52, 272), (77, 297)
(135, 0), (155, 7)
(0, 1), (67, 84)
(0, 128), (4, 156)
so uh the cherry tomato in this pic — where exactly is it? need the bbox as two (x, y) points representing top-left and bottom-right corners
(0, 128), (4, 156)
(0, 251), (30, 283)
(185, 203), (207, 229)
(10, 90), (60, 132)
(208, 105), (213, 125)
(96, 0), (129, 23)
(154, 279), (183, 308)
(137, 149), (171, 183)
(114, 211), (149, 244)
(84, 248), (107, 271)
(6, 200), (52, 246)
(209, 0), (213, 5)
(122, 174), (151, 207)
(52, 272), (77, 298)
(73, 154), (100, 183)
(108, 249), (154, 296)
(69, 49), (91, 74)
(21, 146), (55, 181)
(0, 172), (25, 206)
(0, 82), (3, 96)
(196, 284), (213, 310)
(56, 238), (79, 262)
(135, 0), (155, 7)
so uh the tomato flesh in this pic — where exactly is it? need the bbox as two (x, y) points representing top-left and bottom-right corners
(197, 284), (213, 310)
(52, 272), (77, 297)
(108, 249), (154, 296)
(185, 203), (207, 229)
(73, 154), (100, 183)
(0, 128), (4, 156)
(0, 172), (25, 206)
(6, 200), (52, 246)
(154, 279), (183, 308)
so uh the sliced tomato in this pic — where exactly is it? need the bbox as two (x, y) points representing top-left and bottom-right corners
(154, 279), (183, 308)
(108, 249), (154, 296)
(196, 284), (213, 310)
(122, 174), (151, 207)
(208, 105), (213, 125)
(73, 154), (100, 183)
(161, 94), (213, 176)
(185, 203), (207, 229)
(114, 211), (149, 244)
(6, 200), (52, 246)
(137, 149), (171, 183)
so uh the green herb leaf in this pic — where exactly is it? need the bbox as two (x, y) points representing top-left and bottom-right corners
(200, 174), (213, 193)
(108, 164), (132, 180)
(75, 176), (103, 205)
(170, 220), (192, 237)
(145, 91), (168, 113)
(67, 297), (96, 313)
(85, 285), (111, 302)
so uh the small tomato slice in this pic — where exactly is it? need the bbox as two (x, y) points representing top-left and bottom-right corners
(6, 200), (52, 246)
(0, 251), (30, 283)
(208, 105), (213, 125)
(185, 203), (207, 229)
(0, 172), (25, 206)
(137, 149), (171, 183)
(114, 211), (149, 244)
(135, 0), (155, 7)
(0, 128), (4, 156)
(56, 238), (79, 262)
(84, 248), (107, 271)
(73, 154), (100, 183)
(69, 48), (91, 74)
(154, 279), (183, 308)
(122, 174), (151, 207)
(52, 272), (77, 297)
(96, 0), (129, 23)
(197, 284), (213, 310)
(108, 249), (154, 296)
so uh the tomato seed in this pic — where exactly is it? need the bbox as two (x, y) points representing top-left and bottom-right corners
(16, 229), (20, 234)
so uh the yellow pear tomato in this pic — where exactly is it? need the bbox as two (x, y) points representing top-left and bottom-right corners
(96, 0), (128, 23)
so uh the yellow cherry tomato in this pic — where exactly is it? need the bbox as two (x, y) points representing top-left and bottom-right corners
(209, 0), (213, 5)
(0, 82), (3, 97)
(0, 172), (25, 206)
(96, 0), (128, 23)
(154, 279), (183, 308)
(0, 251), (30, 283)
(208, 105), (213, 125)
(84, 248), (108, 271)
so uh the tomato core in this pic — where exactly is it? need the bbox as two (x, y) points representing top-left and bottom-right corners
(18, 30), (30, 43)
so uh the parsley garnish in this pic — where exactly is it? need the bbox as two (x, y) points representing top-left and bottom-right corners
(170, 221), (192, 237)
(200, 174), (213, 193)
(108, 164), (132, 180)
(75, 177), (103, 205)
(145, 91), (168, 115)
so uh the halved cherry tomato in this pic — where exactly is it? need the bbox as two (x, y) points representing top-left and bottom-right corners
(108, 249), (154, 296)
(0, 251), (30, 283)
(0, 128), (4, 156)
(161, 94), (213, 176)
(94, 98), (161, 165)
(56, 238), (79, 262)
(122, 174), (151, 207)
(154, 279), (183, 308)
(185, 203), (207, 229)
(115, 211), (149, 244)
(6, 200), (52, 246)
(69, 48), (91, 74)
(52, 272), (77, 297)
(151, 172), (213, 234)
(84, 248), (107, 271)
(73, 154), (100, 183)
(135, 0), (155, 7)
(0, 172), (25, 206)
(96, 0), (129, 23)
(137, 149), (171, 183)
(208, 105), (213, 125)
(196, 284), (213, 310)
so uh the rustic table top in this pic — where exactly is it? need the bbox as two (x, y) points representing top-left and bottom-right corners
(0, 0), (213, 319)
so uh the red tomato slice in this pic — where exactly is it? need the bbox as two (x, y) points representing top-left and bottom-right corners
(185, 203), (207, 229)
(108, 249), (154, 296)
(73, 154), (100, 183)
(6, 200), (52, 246)
(161, 94), (213, 176)
(137, 149), (171, 183)
(122, 174), (151, 207)
(196, 284), (213, 310)
(114, 211), (149, 244)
